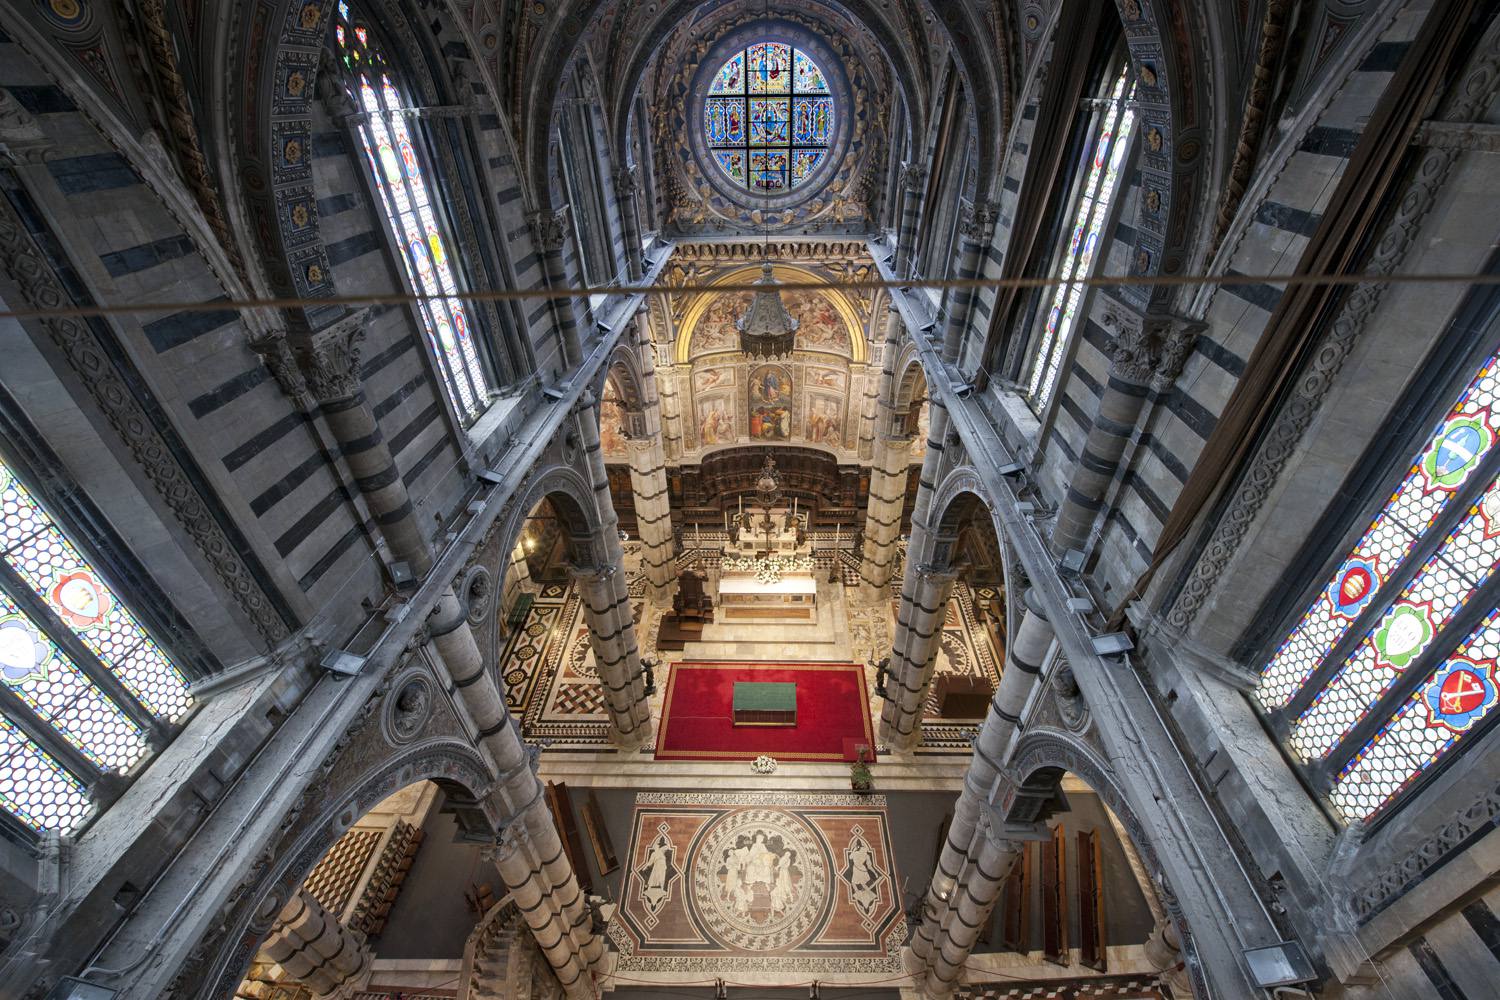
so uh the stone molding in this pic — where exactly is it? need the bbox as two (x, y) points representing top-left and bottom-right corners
(0, 88), (53, 164)
(0, 193), (291, 643)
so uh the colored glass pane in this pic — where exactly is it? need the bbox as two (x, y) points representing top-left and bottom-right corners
(703, 42), (833, 192)
(1259, 352), (1500, 709)
(748, 43), (792, 94)
(336, 2), (491, 421)
(1289, 475), (1500, 761)
(1027, 68), (1136, 408)
(1331, 608), (1500, 820)
(794, 49), (829, 93)
(0, 716), (91, 833)
(0, 461), (191, 722)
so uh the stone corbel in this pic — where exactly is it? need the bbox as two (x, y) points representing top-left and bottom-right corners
(899, 161), (928, 191)
(1145, 312), (1205, 394)
(295, 310), (369, 404)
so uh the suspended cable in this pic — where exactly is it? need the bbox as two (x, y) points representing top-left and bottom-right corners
(2, 268), (1499, 322)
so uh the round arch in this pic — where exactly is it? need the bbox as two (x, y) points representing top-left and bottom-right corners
(675, 264), (868, 364)
(198, 739), (495, 1000)
(494, 464), (607, 573)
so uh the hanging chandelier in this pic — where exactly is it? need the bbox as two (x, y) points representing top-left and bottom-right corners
(754, 453), (782, 509)
(737, 263), (799, 359)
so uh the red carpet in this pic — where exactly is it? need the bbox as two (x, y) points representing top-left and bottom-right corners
(656, 661), (873, 761)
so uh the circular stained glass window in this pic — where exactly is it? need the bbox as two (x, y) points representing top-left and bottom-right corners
(702, 42), (834, 193)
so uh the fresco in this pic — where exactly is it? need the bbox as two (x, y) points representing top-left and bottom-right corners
(693, 366), (734, 393)
(601, 380), (629, 459)
(690, 292), (751, 356)
(784, 290), (849, 355)
(698, 393), (735, 448)
(805, 365), (847, 393)
(749, 365), (792, 441)
(805, 392), (845, 449)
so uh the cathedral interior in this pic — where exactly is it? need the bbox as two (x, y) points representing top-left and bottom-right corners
(2, 1), (1500, 998)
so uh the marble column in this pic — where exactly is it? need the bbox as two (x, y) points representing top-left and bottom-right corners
(570, 562), (653, 749)
(295, 315), (432, 576)
(615, 167), (643, 281)
(880, 561), (960, 749)
(939, 203), (998, 365)
(530, 208), (583, 370)
(907, 591), (1055, 996)
(260, 889), (371, 998)
(429, 595), (604, 998)
(894, 162), (928, 277)
(858, 432), (916, 601)
(628, 316), (677, 599)
(577, 396), (655, 747)
(914, 819), (1023, 998)
(1051, 315), (1200, 556)
(858, 307), (915, 601)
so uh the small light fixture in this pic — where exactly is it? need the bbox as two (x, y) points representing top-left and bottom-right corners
(389, 559), (416, 590)
(1059, 549), (1087, 576)
(320, 649), (367, 677)
(476, 468), (507, 487)
(1243, 940), (1317, 988)
(997, 462), (1025, 477)
(1090, 632), (1134, 657)
(1067, 596), (1094, 613)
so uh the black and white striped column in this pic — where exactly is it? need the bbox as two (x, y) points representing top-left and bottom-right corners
(615, 167), (643, 281)
(907, 590), (1055, 995)
(530, 209), (583, 370)
(1050, 327), (1154, 555)
(578, 396), (655, 748)
(296, 317), (432, 576)
(260, 889), (371, 998)
(940, 203), (998, 364)
(628, 317), (677, 599)
(894, 162), (928, 276)
(858, 306), (915, 600)
(428, 594), (604, 997)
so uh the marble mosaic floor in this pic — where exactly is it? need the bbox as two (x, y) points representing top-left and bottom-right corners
(609, 791), (908, 982)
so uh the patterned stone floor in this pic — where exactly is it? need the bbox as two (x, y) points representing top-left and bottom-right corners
(495, 536), (1003, 753)
(610, 791), (908, 979)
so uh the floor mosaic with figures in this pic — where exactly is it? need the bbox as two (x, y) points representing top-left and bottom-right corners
(610, 791), (908, 974)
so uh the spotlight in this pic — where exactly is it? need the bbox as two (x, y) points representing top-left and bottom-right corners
(45, 981), (118, 1000)
(1243, 941), (1317, 987)
(997, 462), (1025, 477)
(476, 468), (507, 487)
(1066, 596), (1094, 613)
(1090, 632), (1134, 657)
(1059, 549), (1086, 576)
(320, 649), (367, 677)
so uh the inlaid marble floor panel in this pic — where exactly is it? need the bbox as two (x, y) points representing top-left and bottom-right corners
(609, 791), (908, 981)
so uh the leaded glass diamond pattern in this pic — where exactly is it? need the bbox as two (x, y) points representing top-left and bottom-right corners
(703, 42), (833, 192)
(0, 716), (91, 833)
(1289, 484), (1500, 761)
(1259, 354), (1500, 709)
(2, 461), (191, 722)
(1330, 609), (1500, 820)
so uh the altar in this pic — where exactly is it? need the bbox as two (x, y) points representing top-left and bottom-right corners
(717, 504), (818, 620)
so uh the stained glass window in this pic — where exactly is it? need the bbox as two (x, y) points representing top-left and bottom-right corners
(704, 42), (833, 192)
(1027, 67), (1136, 410)
(335, 2), (491, 422)
(2, 456), (192, 833)
(1257, 347), (1500, 822)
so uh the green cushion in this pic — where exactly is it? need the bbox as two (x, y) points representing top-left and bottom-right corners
(733, 681), (797, 711)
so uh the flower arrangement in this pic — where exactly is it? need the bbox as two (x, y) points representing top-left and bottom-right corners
(751, 754), (779, 774)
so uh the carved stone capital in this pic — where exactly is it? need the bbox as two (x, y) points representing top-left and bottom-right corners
(247, 329), (311, 405)
(528, 208), (569, 251)
(899, 161), (928, 191)
(614, 166), (639, 196)
(297, 312), (368, 403)
(1147, 315), (1205, 393)
(959, 201), (1001, 244)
